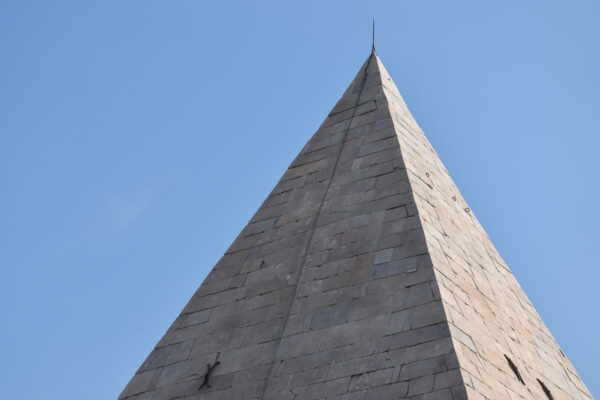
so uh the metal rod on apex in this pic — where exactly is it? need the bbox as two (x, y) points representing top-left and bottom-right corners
(372, 17), (375, 50)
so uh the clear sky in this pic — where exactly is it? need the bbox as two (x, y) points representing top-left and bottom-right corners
(1, 1), (598, 398)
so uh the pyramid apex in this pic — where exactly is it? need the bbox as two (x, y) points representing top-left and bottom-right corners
(120, 51), (592, 400)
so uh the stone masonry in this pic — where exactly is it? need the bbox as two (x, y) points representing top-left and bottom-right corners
(120, 50), (593, 400)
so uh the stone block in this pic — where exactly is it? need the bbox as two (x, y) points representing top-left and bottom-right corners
(373, 256), (418, 279)
(120, 370), (156, 399)
(348, 368), (395, 391)
(364, 382), (408, 400)
(411, 301), (446, 329)
(408, 375), (435, 396)
(399, 355), (447, 381)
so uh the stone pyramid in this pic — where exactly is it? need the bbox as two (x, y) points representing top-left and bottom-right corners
(120, 50), (592, 400)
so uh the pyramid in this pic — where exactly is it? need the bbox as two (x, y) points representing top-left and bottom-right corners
(120, 50), (592, 400)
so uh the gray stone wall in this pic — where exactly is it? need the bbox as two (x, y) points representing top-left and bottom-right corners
(120, 52), (591, 400)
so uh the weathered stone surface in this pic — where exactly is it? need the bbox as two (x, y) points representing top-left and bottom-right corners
(120, 50), (592, 400)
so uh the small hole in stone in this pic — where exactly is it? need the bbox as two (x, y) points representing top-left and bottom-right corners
(504, 355), (525, 385)
(537, 379), (554, 400)
(464, 207), (470, 213)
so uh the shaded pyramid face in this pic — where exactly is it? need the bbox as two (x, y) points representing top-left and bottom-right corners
(121, 52), (592, 400)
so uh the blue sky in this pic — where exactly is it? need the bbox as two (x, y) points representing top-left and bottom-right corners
(1, 1), (598, 398)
